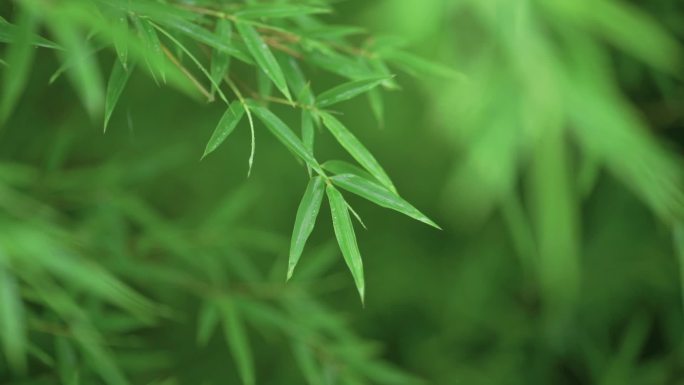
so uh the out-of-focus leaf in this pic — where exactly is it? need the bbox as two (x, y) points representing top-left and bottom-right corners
(316, 77), (389, 108)
(236, 5), (329, 20)
(383, 50), (463, 80)
(202, 101), (245, 159)
(219, 298), (255, 385)
(0, 17), (58, 48)
(368, 88), (384, 127)
(47, 18), (103, 118)
(0, 262), (27, 372)
(247, 102), (322, 173)
(104, 60), (133, 132)
(326, 185), (365, 303)
(288, 176), (325, 280)
(319, 112), (395, 193)
(236, 21), (291, 101)
(210, 19), (232, 96)
(0, 7), (38, 124)
(331, 173), (440, 229)
(293, 341), (325, 385)
(197, 301), (220, 346)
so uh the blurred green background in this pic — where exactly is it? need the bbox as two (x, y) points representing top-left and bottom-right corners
(2, 0), (684, 384)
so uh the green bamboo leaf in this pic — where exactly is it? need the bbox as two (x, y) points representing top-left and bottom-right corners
(0, 17), (58, 49)
(236, 21), (291, 101)
(316, 76), (389, 108)
(0, 264), (27, 373)
(368, 88), (384, 127)
(288, 176), (325, 280)
(319, 111), (396, 193)
(257, 67), (273, 99)
(326, 184), (365, 303)
(113, 11), (129, 68)
(197, 301), (219, 346)
(104, 60), (133, 132)
(247, 102), (322, 173)
(219, 298), (255, 385)
(331, 174), (440, 229)
(210, 19), (232, 96)
(202, 101), (245, 159)
(0, 7), (38, 124)
(302, 109), (315, 154)
(163, 18), (252, 64)
(236, 5), (329, 19)
(132, 16), (165, 83)
(292, 341), (325, 385)
(322, 160), (374, 181)
(383, 50), (464, 80)
(47, 19), (104, 118)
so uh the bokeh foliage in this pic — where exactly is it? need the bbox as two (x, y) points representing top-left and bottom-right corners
(2, 0), (684, 384)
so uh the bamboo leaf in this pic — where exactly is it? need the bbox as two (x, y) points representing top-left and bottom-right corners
(292, 341), (325, 385)
(316, 77), (389, 108)
(202, 101), (245, 159)
(236, 5), (329, 20)
(236, 21), (291, 101)
(331, 174), (440, 229)
(288, 176), (325, 280)
(197, 301), (220, 346)
(0, 7), (38, 124)
(383, 49), (463, 80)
(319, 112), (395, 193)
(247, 102), (322, 173)
(326, 184), (365, 303)
(162, 18), (252, 64)
(219, 298), (255, 385)
(132, 16), (165, 83)
(210, 19), (232, 96)
(104, 60), (133, 132)
(0, 264), (27, 373)
(113, 11), (129, 68)
(47, 18), (103, 118)
(0, 18), (59, 49)
(323, 160), (375, 182)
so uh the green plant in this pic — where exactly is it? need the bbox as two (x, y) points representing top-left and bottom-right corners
(0, 0), (456, 383)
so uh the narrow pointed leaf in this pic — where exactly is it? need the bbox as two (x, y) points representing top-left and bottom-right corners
(319, 112), (395, 192)
(0, 264), (27, 372)
(113, 12), (128, 68)
(323, 160), (375, 181)
(0, 18), (59, 49)
(210, 19), (232, 95)
(292, 342), (325, 385)
(368, 88), (384, 127)
(203, 101), (245, 158)
(197, 301), (219, 346)
(163, 19), (252, 64)
(236, 5), (329, 19)
(47, 19), (103, 118)
(104, 60), (132, 132)
(288, 176), (325, 280)
(236, 21), (291, 101)
(383, 50), (464, 80)
(247, 102), (322, 173)
(133, 17), (165, 83)
(331, 174), (441, 229)
(326, 185), (365, 303)
(316, 77), (389, 108)
(0, 7), (37, 124)
(219, 298), (255, 385)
